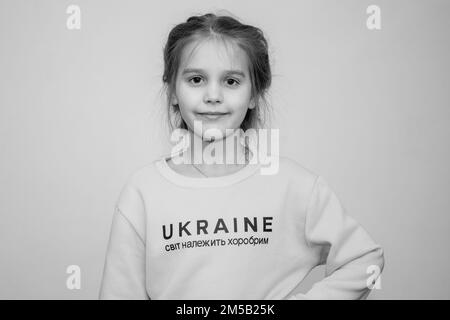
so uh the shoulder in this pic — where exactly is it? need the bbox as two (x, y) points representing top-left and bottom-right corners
(275, 156), (342, 207)
(278, 157), (343, 203)
(124, 155), (168, 185)
(277, 155), (319, 182)
(113, 155), (168, 215)
(257, 155), (321, 196)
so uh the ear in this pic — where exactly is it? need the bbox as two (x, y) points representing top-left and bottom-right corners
(171, 94), (178, 106)
(248, 98), (256, 110)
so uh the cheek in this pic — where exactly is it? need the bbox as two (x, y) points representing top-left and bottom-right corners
(228, 91), (252, 111)
(177, 83), (200, 107)
(229, 82), (252, 104)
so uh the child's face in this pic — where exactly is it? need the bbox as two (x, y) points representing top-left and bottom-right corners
(172, 38), (255, 141)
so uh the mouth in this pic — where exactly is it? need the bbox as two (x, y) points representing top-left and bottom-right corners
(196, 112), (229, 120)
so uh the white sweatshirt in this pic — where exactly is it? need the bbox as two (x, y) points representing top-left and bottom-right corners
(99, 155), (384, 300)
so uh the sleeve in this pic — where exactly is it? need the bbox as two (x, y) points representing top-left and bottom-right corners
(99, 181), (149, 300)
(290, 176), (385, 300)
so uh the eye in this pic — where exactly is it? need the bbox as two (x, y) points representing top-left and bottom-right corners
(188, 76), (203, 85)
(226, 78), (240, 86)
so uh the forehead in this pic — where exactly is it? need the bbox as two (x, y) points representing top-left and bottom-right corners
(179, 37), (249, 74)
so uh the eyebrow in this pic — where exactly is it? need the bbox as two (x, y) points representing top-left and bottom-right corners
(181, 68), (246, 78)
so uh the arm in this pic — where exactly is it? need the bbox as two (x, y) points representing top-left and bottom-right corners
(99, 178), (149, 299)
(290, 176), (385, 300)
(99, 208), (149, 299)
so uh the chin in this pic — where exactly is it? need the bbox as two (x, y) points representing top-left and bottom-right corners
(202, 129), (226, 141)
(188, 118), (241, 139)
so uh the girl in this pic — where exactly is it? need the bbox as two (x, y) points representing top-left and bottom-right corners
(99, 13), (384, 300)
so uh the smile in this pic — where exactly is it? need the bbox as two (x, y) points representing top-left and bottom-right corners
(197, 112), (229, 120)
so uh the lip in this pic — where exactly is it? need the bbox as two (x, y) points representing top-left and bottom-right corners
(198, 112), (229, 115)
(197, 112), (229, 120)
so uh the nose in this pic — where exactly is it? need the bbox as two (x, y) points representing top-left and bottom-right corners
(203, 81), (223, 105)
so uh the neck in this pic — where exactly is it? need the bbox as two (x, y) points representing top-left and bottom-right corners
(184, 129), (251, 176)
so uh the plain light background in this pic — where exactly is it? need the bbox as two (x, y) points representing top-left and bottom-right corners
(1, 0), (449, 299)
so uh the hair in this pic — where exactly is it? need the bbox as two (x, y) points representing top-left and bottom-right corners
(161, 12), (272, 133)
